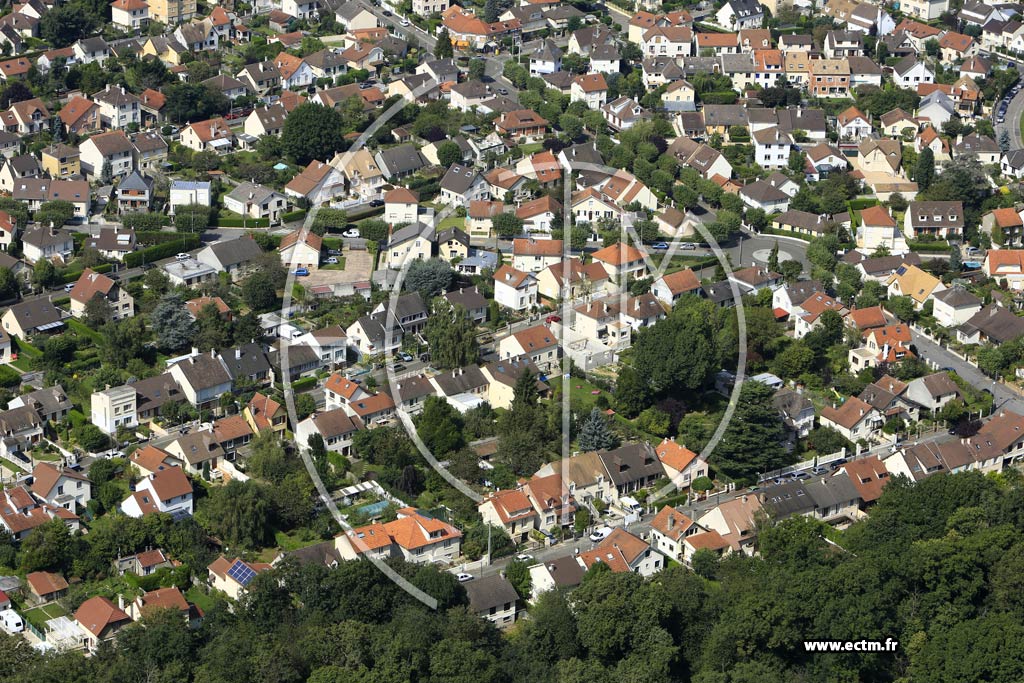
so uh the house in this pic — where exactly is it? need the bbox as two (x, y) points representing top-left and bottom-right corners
(588, 242), (645, 283)
(75, 596), (131, 652)
(168, 352), (233, 411)
(130, 373), (184, 422)
(983, 208), (1024, 248)
(127, 445), (182, 478)
(169, 180), (212, 214)
(516, 196), (561, 236)
(739, 179), (790, 213)
(26, 571), (69, 604)
(903, 201), (964, 240)
(498, 325), (558, 372)
(121, 467), (193, 518)
(820, 396), (882, 442)
(479, 489), (536, 543)
(513, 238), (563, 273)
(115, 171), (153, 213)
(29, 462), (90, 513)
(793, 292), (848, 339)
(652, 269), (702, 305)
(655, 437), (708, 487)
(852, 324), (916, 369)
(165, 429), (226, 475)
(244, 392), (287, 435)
(938, 31), (975, 64)
(180, 117), (234, 153)
(374, 144), (427, 180)
(111, 0), (150, 32)
(752, 126), (792, 169)
(2, 298), (64, 338)
(494, 265), (538, 311)
(223, 182), (287, 222)
(528, 555), (584, 599)
(79, 130), (135, 180)
(236, 61), (281, 95)
(207, 555), (272, 600)
(0, 156), (39, 196)
(494, 109), (549, 141)
(957, 304), (1024, 345)
(463, 575), (520, 629)
(196, 235), (264, 279)
(296, 408), (361, 455)
(837, 106), (871, 140)
(1003, 150), (1024, 180)
(931, 286), (982, 327)
(69, 268), (134, 321)
(715, 0), (763, 30)
(93, 84), (140, 129)
(278, 230), (322, 272)
(438, 164), (489, 207)
(773, 210), (833, 238)
(383, 187), (419, 225)
(880, 108), (919, 139)
(40, 143), (80, 179)
(773, 386), (815, 437)
(218, 343), (273, 390)
(954, 133), (1001, 165)
(649, 506), (710, 564)
(730, 266), (782, 293)
(824, 30), (863, 58)
(906, 372), (961, 413)
(578, 527), (664, 576)
(892, 56), (934, 89)
(336, 507), (462, 564)
(537, 258), (610, 301)
(244, 104), (288, 138)
(856, 205), (907, 253)
(91, 385), (138, 435)
(334, 148), (385, 201)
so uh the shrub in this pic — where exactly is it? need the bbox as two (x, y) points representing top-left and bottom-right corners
(121, 212), (169, 231)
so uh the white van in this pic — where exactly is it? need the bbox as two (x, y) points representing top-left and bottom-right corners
(1, 608), (24, 634)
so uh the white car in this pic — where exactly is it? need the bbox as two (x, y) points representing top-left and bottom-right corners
(589, 526), (613, 543)
(175, 253), (190, 261)
(515, 553), (534, 563)
(456, 572), (473, 582)
(400, 18), (410, 26)
(342, 228), (360, 238)
(324, 257), (339, 265)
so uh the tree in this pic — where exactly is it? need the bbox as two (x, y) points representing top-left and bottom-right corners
(436, 141), (463, 168)
(424, 299), (478, 369)
(636, 407), (671, 437)
(578, 408), (619, 452)
(282, 103), (348, 165)
(505, 559), (532, 598)
(713, 381), (790, 484)
(780, 259), (802, 283)
(772, 339), (814, 378)
(40, 3), (95, 47)
(20, 518), (75, 573)
(32, 259), (60, 289)
(197, 480), (275, 549)
(498, 368), (549, 475)
(915, 147), (935, 190)
(691, 548), (719, 579)
(885, 295), (916, 322)
(767, 242), (780, 272)
(483, 0), (499, 21)
(493, 212), (525, 238)
(435, 28), (454, 58)
(151, 294), (195, 351)
(83, 295), (113, 330)
(0, 266), (19, 301)
(295, 394), (316, 420)
(405, 258), (453, 299)
(614, 365), (652, 418)
(468, 59), (486, 82)
(100, 159), (113, 185)
(416, 396), (465, 455)
(632, 297), (721, 396)
(242, 270), (280, 313)
(163, 82), (230, 123)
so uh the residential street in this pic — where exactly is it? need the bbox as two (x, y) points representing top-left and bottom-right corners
(912, 333), (1024, 414)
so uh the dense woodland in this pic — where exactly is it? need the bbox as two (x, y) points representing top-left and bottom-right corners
(4, 470), (1024, 683)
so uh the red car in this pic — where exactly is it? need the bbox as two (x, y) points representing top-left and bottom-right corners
(545, 315), (561, 324)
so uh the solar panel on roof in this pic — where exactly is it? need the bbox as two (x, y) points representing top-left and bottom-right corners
(227, 559), (257, 586)
(895, 266), (907, 275)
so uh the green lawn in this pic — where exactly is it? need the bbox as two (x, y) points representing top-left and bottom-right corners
(518, 142), (544, 155)
(549, 376), (610, 414)
(22, 603), (67, 631)
(185, 586), (218, 613)
(435, 214), (466, 232)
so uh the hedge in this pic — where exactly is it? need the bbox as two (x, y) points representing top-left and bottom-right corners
(215, 217), (270, 228)
(291, 376), (317, 392)
(848, 198), (880, 210)
(135, 230), (195, 246)
(62, 262), (113, 283)
(907, 241), (953, 253)
(13, 338), (41, 358)
(0, 365), (20, 388)
(124, 234), (202, 267)
(52, 296), (70, 307)
(67, 318), (103, 343)
(282, 210), (307, 223)
(121, 213), (170, 231)
(700, 91), (739, 105)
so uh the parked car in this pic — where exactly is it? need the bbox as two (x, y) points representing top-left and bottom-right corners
(515, 553), (534, 563)
(400, 17), (410, 25)
(497, 87), (508, 95)
(324, 257), (338, 265)
(327, 249), (341, 256)
(545, 314), (561, 323)
(369, 199), (384, 207)
(398, 351), (413, 362)
(342, 228), (360, 238)
(680, 242), (697, 250)
(382, 9), (391, 15)
(175, 253), (190, 261)
(293, 268), (310, 276)
(589, 526), (613, 542)
(456, 572), (473, 582)
(650, 242), (669, 250)
(419, 352), (431, 363)
(64, 283), (75, 293)
(392, 363), (405, 371)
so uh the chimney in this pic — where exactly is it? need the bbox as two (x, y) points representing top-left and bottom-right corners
(210, 348), (216, 358)
(667, 514), (675, 530)
(118, 595), (125, 611)
(235, 349), (241, 360)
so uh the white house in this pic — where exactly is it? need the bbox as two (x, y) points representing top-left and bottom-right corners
(121, 467), (194, 518)
(494, 265), (538, 311)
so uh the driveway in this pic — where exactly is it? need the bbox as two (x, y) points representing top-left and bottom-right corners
(302, 246), (373, 290)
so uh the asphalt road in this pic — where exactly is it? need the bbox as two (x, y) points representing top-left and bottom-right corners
(997, 88), (1024, 150)
(913, 333), (1024, 414)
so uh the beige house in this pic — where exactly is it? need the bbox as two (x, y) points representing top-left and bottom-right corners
(384, 223), (434, 269)
(69, 268), (134, 320)
(277, 229), (322, 271)
(207, 555), (271, 601)
(478, 488), (537, 543)
(497, 324), (559, 371)
(383, 187), (419, 224)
